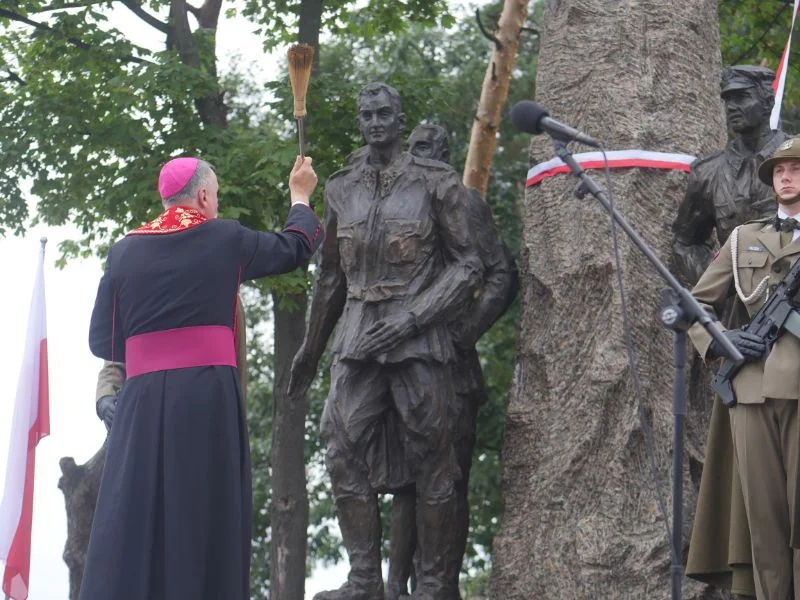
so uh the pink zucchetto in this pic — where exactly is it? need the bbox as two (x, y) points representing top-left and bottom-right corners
(158, 157), (199, 199)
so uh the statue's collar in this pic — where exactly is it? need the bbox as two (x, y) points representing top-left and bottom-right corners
(359, 152), (412, 197)
(726, 130), (786, 173)
(727, 129), (785, 161)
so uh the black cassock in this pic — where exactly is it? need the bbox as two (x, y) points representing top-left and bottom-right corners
(81, 205), (322, 600)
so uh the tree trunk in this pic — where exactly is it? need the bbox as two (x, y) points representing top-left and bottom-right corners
(268, 4), (323, 597)
(168, 0), (228, 127)
(298, 0), (323, 66)
(491, 1), (726, 598)
(463, 0), (529, 198)
(58, 445), (106, 600)
(269, 292), (310, 600)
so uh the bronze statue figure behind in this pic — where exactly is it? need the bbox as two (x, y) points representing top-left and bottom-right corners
(385, 124), (517, 599)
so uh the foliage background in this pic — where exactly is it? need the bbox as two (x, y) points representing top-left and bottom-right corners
(1, 0), (798, 595)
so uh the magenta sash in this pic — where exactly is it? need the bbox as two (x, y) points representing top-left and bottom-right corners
(125, 325), (237, 378)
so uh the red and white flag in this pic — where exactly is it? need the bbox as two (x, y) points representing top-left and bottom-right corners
(771, 0), (800, 130)
(0, 239), (50, 600)
(525, 150), (697, 187)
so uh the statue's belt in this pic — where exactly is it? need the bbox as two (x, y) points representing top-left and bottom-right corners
(347, 284), (410, 302)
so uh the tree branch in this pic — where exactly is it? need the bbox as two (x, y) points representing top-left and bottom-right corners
(476, 8), (502, 50)
(119, 0), (169, 34)
(185, 3), (201, 19)
(167, 0), (227, 127)
(197, 0), (223, 29)
(3, 69), (27, 86)
(30, 0), (109, 13)
(168, 0), (200, 68)
(731, 1), (787, 65)
(0, 8), (83, 40)
(0, 8), (152, 65)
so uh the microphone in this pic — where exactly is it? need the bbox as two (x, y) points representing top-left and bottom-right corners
(510, 100), (600, 148)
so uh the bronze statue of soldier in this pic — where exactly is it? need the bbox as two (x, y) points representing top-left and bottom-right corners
(289, 84), (485, 600)
(673, 65), (789, 284)
(672, 65), (790, 600)
(384, 124), (518, 599)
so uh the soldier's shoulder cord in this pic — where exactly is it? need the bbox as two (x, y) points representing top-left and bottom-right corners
(730, 224), (771, 305)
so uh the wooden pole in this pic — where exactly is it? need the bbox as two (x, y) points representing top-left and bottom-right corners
(462, 0), (530, 197)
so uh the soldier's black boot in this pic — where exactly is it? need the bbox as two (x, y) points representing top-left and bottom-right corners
(312, 496), (384, 600)
(411, 496), (460, 600)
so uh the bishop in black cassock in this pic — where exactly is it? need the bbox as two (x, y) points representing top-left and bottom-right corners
(80, 156), (322, 600)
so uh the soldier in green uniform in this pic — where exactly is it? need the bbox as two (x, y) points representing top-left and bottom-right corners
(94, 301), (248, 429)
(688, 136), (800, 600)
(673, 65), (790, 600)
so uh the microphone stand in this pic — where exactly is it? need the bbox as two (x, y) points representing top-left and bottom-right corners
(550, 140), (743, 600)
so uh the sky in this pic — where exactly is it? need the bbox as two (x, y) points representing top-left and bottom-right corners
(0, 1), (485, 597)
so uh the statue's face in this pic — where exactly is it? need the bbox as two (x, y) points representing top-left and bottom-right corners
(357, 91), (405, 148)
(408, 128), (449, 163)
(722, 87), (768, 134)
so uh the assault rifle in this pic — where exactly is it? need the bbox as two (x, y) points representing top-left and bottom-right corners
(712, 255), (800, 407)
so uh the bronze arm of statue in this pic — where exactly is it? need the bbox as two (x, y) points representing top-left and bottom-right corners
(672, 167), (717, 287)
(288, 200), (346, 399)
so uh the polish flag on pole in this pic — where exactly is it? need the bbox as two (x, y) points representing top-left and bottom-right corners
(771, 0), (800, 130)
(0, 238), (50, 600)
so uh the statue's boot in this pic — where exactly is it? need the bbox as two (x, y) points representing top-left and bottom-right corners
(386, 492), (416, 600)
(385, 581), (409, 600)
(411, 497), (460, 600)
(444, 483), (469, 600)
(312, 496), (384, 600)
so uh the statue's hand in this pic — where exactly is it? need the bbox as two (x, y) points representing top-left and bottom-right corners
(355, 313), (417, 358)
(96, 394), (117, 432)
(288, 345), (316, 398)
(452, 318), (480, 351)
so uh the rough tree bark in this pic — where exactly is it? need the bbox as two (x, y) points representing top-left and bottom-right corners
(58, 0), (228, 594)
(269, 291), (311, 600)
(58, 446), (105, 600)
(491, 1), (727, 598)
(268, 2), (323, 597)
(463, 0), (529, 198)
